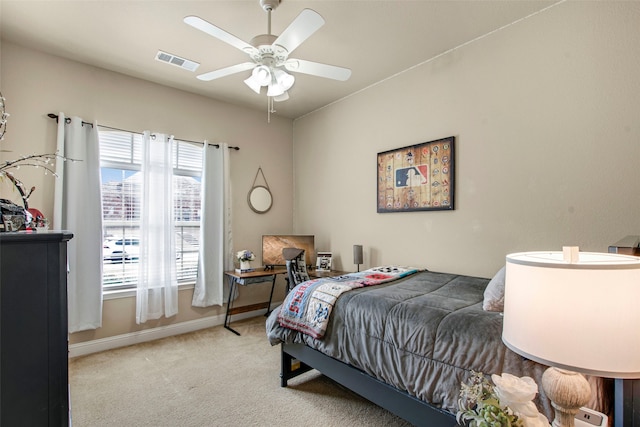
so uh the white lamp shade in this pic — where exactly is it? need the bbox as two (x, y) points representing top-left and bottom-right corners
(245, 65), (276, 95)
(273, 92), (289, 102)
(251, 65), (271, 86)
(273, 68), (295, 91)
(267, 82), (286, 97)
(244, 76), (262, 94)
(503, 251), (640, 379)
(267, 69), (295, 97)
(353, 245), (363, 265)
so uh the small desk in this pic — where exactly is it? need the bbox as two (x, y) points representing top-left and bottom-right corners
(223, 269), (286, 335)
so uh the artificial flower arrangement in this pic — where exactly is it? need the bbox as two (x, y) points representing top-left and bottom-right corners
(236, 250), (256, 263)
(457, 371), (550, 427)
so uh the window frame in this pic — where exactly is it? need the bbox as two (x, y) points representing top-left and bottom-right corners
(99, 129), (203, 294)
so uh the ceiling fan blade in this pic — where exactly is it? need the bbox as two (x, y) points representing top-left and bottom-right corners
(197, 62), (256, 81)
(184, 16), (258, 56)
(273, 9), (324, 55)
(285, 59), (352, 81)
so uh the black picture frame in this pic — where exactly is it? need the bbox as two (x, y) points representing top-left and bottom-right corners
(377, 136), (454, 213)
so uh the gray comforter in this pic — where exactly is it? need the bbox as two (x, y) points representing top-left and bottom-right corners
(266, 270), (611, 420)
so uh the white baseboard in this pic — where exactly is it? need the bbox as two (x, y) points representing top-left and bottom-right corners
(69, 304), (278, 358)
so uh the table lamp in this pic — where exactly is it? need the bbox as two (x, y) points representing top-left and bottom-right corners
(353, 244), (363, 272)
(503, 248), (640, 427)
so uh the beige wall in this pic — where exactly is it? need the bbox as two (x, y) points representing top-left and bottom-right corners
(0, 41), (294, 343)
(2, 0), (639, 346)
(292, 1), (640, 278)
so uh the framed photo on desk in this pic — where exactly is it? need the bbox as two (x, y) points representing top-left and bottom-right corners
(316, 252), (332, 271)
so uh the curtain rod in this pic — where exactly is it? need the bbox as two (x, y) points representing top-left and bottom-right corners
(46, 113), (239, 150)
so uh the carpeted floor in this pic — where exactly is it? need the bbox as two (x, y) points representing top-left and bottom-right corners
(69, 316), (413, 426)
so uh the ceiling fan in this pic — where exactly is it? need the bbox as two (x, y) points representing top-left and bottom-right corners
(183, 0), (351, 107)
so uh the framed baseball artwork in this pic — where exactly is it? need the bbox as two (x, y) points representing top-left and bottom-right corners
(377, 136), (454, 213)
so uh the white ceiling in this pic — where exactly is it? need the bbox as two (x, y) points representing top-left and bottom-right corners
(0, 0), (559, 119)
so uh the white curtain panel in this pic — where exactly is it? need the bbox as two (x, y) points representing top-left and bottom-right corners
(223, 143), (234, 285)
(221, 143), (235, 301)
(192, 142), (232, 307)
(53, 113), (103, 333)
(136, 132), (178, 324)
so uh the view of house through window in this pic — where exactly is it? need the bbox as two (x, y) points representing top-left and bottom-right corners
(99, 129), (203, 292)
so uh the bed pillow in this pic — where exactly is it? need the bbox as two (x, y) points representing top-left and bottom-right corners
(483, 266), (506, 312)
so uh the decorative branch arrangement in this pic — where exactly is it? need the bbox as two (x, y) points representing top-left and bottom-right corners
(1, 152), (63, 177)
(4, 171), (35, 210)
(0, 92), (8, 141)
(0, 91), (76, 224)
(1, 152), (73, 210)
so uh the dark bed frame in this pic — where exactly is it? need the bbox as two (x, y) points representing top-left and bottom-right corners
(280, 343), (640, 427)
(280, 342), (457, 427)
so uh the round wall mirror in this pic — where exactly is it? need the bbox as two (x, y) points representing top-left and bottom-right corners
(248, 185), (273, 214)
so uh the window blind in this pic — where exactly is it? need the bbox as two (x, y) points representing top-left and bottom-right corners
(99, 129), (203, 292)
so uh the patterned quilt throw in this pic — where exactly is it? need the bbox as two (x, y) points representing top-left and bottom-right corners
(278, 266), (419, 339)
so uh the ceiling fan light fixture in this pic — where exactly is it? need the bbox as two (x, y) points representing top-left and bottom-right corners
(273, 91), (289, 102)
(244, 75), (262, 94)
(185, 3), (350, 122)
(252, 65), (272, 86)
(273, 68), (295, 91)
(267, 81), (285, 97)
(267, 68), (287, 97)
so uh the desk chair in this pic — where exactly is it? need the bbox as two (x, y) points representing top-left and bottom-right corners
(282, 247), (310, 292)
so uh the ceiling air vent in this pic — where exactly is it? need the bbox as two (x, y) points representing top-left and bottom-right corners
(155, 50), (200, 72)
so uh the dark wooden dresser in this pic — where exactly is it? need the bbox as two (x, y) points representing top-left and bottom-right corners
(608, 235), (640, 256)
(608, 235), (640, 427)
(0, 231), (73, 426)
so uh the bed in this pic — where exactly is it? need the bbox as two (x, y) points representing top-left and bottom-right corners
(266, 267), (612, 426)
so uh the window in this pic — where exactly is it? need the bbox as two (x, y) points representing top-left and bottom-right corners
(99, 129), (202, 292)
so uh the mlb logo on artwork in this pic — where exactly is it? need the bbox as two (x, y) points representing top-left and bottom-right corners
(395, 165), (428, 188)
